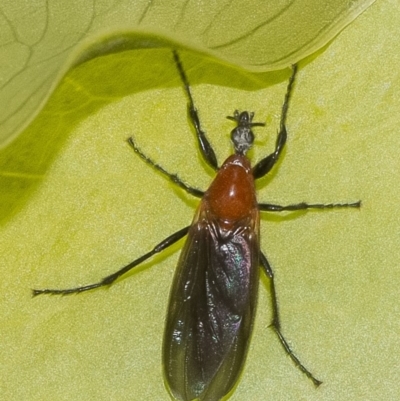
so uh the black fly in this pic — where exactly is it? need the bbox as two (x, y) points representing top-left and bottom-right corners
(33, 51), (361, 401)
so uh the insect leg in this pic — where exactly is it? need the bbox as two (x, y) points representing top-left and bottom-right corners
(253, 65), (297, 179)
(32, 226), (190, 296)
(127, 137), (204, 198)
(260, 252), (322, 387)
(258, 201), (361, 212)
(172, 50), (219, 171)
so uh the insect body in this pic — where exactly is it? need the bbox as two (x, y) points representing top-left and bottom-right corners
(33, 51), (361, 401)
(163, 114), (260, 401)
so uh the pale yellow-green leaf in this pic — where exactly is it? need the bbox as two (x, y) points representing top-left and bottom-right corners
(1, 0), (400, 401)
(0, 0), (375, 146)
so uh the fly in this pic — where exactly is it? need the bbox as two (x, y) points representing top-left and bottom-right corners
(33, 51), (361, 401)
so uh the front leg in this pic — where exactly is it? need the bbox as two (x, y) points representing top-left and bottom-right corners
(252, 65), (297, 179)
(173, 51), (219, 171)
(252, 124), (287, 179)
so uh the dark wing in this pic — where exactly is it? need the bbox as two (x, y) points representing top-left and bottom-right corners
(163, 208), (260, 401)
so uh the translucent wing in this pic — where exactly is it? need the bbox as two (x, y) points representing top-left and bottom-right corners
(163, 204), (259, 401)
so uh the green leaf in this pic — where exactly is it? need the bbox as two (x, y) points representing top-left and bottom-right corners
(2, 1), (399, 401)
(0, 0), (375, 146)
